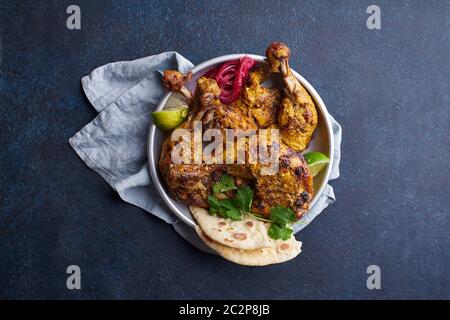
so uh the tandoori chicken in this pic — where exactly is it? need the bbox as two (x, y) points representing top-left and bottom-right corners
(158, 42), (316, 218)
(266, 42), (318, 151)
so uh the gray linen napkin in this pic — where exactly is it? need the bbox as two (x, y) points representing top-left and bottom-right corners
(69, 52), (342, 252)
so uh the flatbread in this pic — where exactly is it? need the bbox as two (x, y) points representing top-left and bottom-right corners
(190, 206), (273, 250)
(195, 226), (302, 266)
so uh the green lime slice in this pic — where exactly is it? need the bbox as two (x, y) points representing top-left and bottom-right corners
(304, 152), (330, 177)
(152, 106), (189, 130)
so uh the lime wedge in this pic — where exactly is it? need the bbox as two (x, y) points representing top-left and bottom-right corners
(304, 152), (330, 177)
(152, 106), (189, 130)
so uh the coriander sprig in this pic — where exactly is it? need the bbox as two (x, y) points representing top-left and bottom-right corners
(207, 174), (253, 221)
(267, 206), (297, 240)
(212, 174), (236, 194)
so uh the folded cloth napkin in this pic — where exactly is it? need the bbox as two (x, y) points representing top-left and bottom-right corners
(69, 52), (342, 253)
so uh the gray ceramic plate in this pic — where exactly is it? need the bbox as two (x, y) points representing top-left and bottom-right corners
(148, 54), (334, 228)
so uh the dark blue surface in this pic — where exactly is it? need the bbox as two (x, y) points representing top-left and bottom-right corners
(0, 0), (449, 299)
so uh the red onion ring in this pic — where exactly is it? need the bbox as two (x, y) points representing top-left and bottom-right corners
(203, 56), (256, 104)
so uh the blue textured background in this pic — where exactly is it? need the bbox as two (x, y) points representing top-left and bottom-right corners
(0, 0), (449, 299)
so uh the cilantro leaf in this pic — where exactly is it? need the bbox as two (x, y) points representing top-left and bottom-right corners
(269, 206), (296, 228)
(219, 199), (241, 220)
(207, 196), (241, 220)
(223, 207), (241, 220)
(268, 223), (293, 240)
(220, 199), (237, 209)
(212, 174), (236, 194)
(235, 185), (254, 213)
(207, 195), (221, 215)
(267, 206), (297, 240)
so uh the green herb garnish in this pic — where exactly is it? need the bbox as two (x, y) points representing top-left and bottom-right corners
(219, 199), (241, 220)
(235, 185), (253, 213)
(207, 195), (241, 220)
(212, 174), (237, 194)
(268, 223), (293, 240)
(207, 195), (222, 215)
(269, 206), (296, 227)
(208, 176), (252, 221)
(267, 206), (297, 240)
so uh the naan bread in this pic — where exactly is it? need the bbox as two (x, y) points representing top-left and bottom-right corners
(195, 226), (302, 266)
(190, 206), (272, 250)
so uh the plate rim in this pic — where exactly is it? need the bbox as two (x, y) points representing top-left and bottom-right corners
(148, 54), (334, 228)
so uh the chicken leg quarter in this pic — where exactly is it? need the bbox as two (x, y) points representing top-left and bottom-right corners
(266, 42), (318, 152)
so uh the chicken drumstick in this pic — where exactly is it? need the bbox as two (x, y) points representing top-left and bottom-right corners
(266, 42), (318, 152)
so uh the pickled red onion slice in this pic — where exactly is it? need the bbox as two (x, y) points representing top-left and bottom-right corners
(203, 56), (256, 104)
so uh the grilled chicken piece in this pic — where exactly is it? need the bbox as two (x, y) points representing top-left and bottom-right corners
(162, 70), (193, 101)
(195, 77), (257, 178)
(251, 141), (313, 219)
(266, 42), (318, 151)
(158, 77), (226, 207)
(159, 75), (258, 206)
(194, 77), (257, 131)
(235, 66), (281, 128)
(159, 141), (225, 206)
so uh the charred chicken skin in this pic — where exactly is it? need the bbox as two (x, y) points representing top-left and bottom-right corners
(234, 66), (281, 128)
(251, 141), (313, 219)
(266, 42), (318, 152)
(158, 75), (226, 207)
(159, 139), (225, 207)
(195, 77), (257, 131)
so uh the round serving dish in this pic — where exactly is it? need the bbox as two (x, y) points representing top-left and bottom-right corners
(148, 54), (334, 229)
